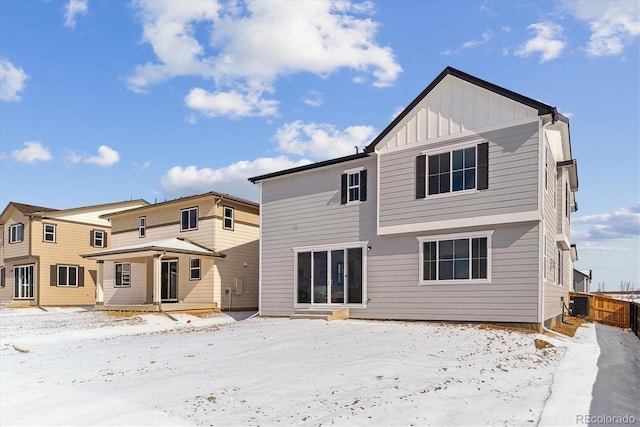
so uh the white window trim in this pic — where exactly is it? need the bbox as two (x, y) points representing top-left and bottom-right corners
(93, 230), (105, 248)
(292, 241), (368, 308)
(417, 230), (493, 285)
(57, 265), (79, 287)
(139, 216), (146, 238)
(223, 206), (234, 230)
(43, 224), (56, 242)
(14, 264), (35, 299)
(189, 258), (201, 281)
(181, 207), (198, 231)
(343, 166), (365, 205)
(9, 223), (23, 243)
(114, 262), (131, 288)
(421, 141), (482, 199)
(346, 171), (361, 204)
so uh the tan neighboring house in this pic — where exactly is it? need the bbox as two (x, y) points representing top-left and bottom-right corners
(82, 191), (259, 312)
(0, 200), (149, 307)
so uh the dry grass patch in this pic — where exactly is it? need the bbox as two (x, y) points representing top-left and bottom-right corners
(477, 323), (537, 334)
(534, 339), (554, 350)
(550, 316), (589, 337)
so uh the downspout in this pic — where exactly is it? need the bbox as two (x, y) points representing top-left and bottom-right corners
(538, 117), (556, 328)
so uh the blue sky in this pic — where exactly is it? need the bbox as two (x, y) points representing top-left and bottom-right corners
(1, 0), (638, 290)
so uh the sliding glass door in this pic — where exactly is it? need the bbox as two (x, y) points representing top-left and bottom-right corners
(296, 247), (363, 305)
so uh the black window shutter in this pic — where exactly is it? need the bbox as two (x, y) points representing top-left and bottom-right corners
(103, 232), (107, 248)
(78, 267), (85, 287)
(90, 230), (95, 247)
(477, 142), (489, 190)
(0, 267), (4, 287)
(359, 170), (367, 202)
(416, 155), (426, 199)
(340, 173), (347, 204)
(50, 265), (57, 286)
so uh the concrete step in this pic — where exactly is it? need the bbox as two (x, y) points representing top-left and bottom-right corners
(290, 308), (349, 321)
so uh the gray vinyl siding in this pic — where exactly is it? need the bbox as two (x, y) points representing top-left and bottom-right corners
(260, 154), (541, 323)
(260, 157), (377, 316)
(379, 121), (539, 227)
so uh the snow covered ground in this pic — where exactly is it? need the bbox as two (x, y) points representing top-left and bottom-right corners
(0, 307), (604, 426)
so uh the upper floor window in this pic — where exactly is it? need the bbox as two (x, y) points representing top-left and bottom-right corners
(190, 258), (201, 280)
(91, 230), (106, 248)
(416, 142), (488, 199)
(565, 183), (570, 219)
(340, 169), (367, 204)
(9, 223), (24, 243)
(223, 206), (234, 230)
(115, 263), (131, 287)
(57, 265), (78, 287)
(43, 224), (56, 243)
(418, 232), (491, 283)
(181, 207), (198, 231)
(139, 216), (146, 238)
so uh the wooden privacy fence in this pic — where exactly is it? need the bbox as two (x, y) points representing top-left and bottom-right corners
(569, 292), (631, 329)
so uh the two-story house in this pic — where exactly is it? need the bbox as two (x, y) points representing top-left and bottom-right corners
(249, 67), (579, 330)
(82, 191), (259, 312)
(0, 200), (148, 307)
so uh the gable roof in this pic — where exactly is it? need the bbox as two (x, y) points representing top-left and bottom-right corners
(0, 202), (59, 223)
(248, 66), (566, 183)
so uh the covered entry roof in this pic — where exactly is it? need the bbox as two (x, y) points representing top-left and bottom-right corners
(81, 237), (225, 261)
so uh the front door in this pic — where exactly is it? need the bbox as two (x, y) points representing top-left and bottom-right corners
(14, 264), (34, 300)
(161, 260), (178, 302)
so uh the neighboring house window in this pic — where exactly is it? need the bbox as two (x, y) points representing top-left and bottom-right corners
(14, 264), (34, 299)
(56, 265), (79, 287)
(190, 258), (201, 280)
(9, 223), (24, 243)
(115, 263), (131, 287)
(418, 232), (491, 283)
(91, 230), (106, 248)
(139, 216), (146, 238)
(0, 267), (5, 288)
(340, 169), (367, 204)
(181, 207), (198, 231)
(223, 206), (234, 230)
(565, 183), (570, 219)
(43, 224), (56, 242)
(416, 142), (488, 199)
(557, 249), (563, 285)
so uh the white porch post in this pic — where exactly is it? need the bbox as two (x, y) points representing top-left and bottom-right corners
(95, 261), (104, 305)
(153, 254), (161, 306)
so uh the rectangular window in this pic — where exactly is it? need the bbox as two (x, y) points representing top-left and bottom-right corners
(557, 249), (563, 285)
(14, 264), (34, 299)
(9, 223), (23, 243)
(43, 224), (56, 242)
(0, 267), (5, 288)
(115, 263), (131, 287)
(181, 207), (198, 231)
(295, 243), (366, 305)
(419, 232), (491, 283)
(139, 216), (146, 238)
(341, 169), (367, 204)
(190, 258), (201, 280)
(92, 230), (105, 248)
(417, 142), (488, 199)
(223, 206), (234, 230)
(57, 265), (78, 287)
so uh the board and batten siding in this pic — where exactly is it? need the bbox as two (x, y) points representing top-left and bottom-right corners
(378, 121), (540, 228)
(260, 157), (377, 316)
(260, 154), (541, 323)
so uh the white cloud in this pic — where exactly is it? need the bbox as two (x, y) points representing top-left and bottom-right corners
(0, 59), (29, 102)
(134, 161), (151, 170)
(274, 121), (376, 160)
(12, 141), (52, 163)
(161, 156), (311, 200)
(64, 150), (83, 165)
(516, 22), (566, 62)
(462, 31), (494, 49)
(303, 90), (323, 107)
(85, 145), (120, 167)
(573, 204), (640, 241)
(127, 0), (401, 117)
(184, 87), (278, 118)
(561, 0), (639, 56)
(64, 0), (88, 29)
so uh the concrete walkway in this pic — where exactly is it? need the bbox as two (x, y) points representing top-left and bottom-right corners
(589, 323), (640, 426)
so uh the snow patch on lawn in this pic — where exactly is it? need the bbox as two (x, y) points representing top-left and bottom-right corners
(0, 308), (598, 426)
